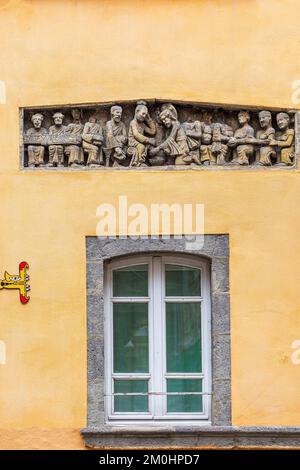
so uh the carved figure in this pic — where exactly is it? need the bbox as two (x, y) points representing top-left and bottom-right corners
(254, 111), (276, 166)
(211, 113), (234, 165)
(200, 124), (213, 165)
(48, 112), (67, 167)
(268, 112), (294, 166)
(26, 113), (47, 167)
(228, 110), (254, 165)
(65, 109), (84, 167)
(127, 101), (156, 167)
(82, 113), (104, 167)
(152, 105), (190, 165)
(181, 118), (202, 165)
(104, 106), (127, 167)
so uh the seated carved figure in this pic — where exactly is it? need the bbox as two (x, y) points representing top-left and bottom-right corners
(200, 124), (213, 165)
(228, 111), (255, 165)
(127, 101), (156, 167)
(82, 113), (104, 167)
(211, 119), (234, 165)
(268, 112), (294, 166)
(64, 109), (84, 167)
(26, 113), (47, 167)
(105, 105), (127, 167)
(254, 110), (276, 166)
(48, 112), (67, 167)
(151, 105), (190, 165)
(181, 118), (202, 165)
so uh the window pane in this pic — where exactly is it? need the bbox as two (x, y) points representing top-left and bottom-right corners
(114, 380), (148, 412)
(166, 302), (202, 373)
(113, 303), (148, 373)
(113, 264), (148, 297)
(165, 264), (201, 297)
(167, 379), (203, 413)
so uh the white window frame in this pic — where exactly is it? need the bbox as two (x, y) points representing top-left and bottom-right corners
(104, 254), (211, 426)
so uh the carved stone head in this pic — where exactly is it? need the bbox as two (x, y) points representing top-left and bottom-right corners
(161, 103), (177, 121)
(259, 111), (272, 129)
(238, 110), (250, 125)
(276, 112), (290, 130)
(111, 105), (122, 123)
(135, 101), (148, 123)
(88, 113), (98, 123)
(159, 109), (175, 128)
(71, 108), (82, 122)
(53, 112), (64, 126)
(31, 113), (44, 129)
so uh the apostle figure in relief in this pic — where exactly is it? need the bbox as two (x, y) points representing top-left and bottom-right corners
(228, 110), (255, 165)
(211, 112), (234, 165)
(127, 101), (156, 167)
(82, 112), (104, 167)
(48, 112), (67, 167)
(26, 113), (47, 167)
(268, 112), (294, 166)
(65, 108), (84, 167)
(105, 105), (127, 167)
(151, 104), (190, 165)
(200, 126), (213, 165)
(181, 117), (202, 165)
(254, 110), (276, 166)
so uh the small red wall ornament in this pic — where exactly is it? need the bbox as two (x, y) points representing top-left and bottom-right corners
(0, 261), (30, 304)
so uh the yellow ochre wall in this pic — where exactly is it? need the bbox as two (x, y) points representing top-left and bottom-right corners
(1, 0), (300, 449)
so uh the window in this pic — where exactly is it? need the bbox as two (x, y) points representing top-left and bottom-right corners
(104, 254), (211, 425)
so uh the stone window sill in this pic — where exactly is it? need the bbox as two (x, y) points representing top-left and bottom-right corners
(81, 426), (300, 449)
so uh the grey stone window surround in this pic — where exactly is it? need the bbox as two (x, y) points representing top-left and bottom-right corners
(82, 234), (232, 448)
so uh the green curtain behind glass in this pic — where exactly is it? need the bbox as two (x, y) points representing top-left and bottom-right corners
(167, 379), (203, 413)
(114, 379), (148, 412)
(113, 302), (149, 373)
(165, 264), (201, 297)
(113, 265), (148, 297)
(166, 302), (202, 373)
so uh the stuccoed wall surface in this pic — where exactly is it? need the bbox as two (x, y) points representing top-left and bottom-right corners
(1, 0), (300, 449)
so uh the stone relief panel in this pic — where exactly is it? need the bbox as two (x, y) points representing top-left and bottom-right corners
(21, 100), (297, 169)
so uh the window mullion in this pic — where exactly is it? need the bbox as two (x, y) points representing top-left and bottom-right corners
(152, 256), (164, 417)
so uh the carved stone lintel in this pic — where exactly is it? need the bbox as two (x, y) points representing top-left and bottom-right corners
(21, 101), (296, 168)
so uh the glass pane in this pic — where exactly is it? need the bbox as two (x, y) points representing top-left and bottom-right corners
(165, 264), (201, 297)
(167, 379), (203, 413)
(113, 264), (148, 297)
(166, 302), (202, 373)
(113, 303), (148, 373)
(114, 380), (148, 412)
